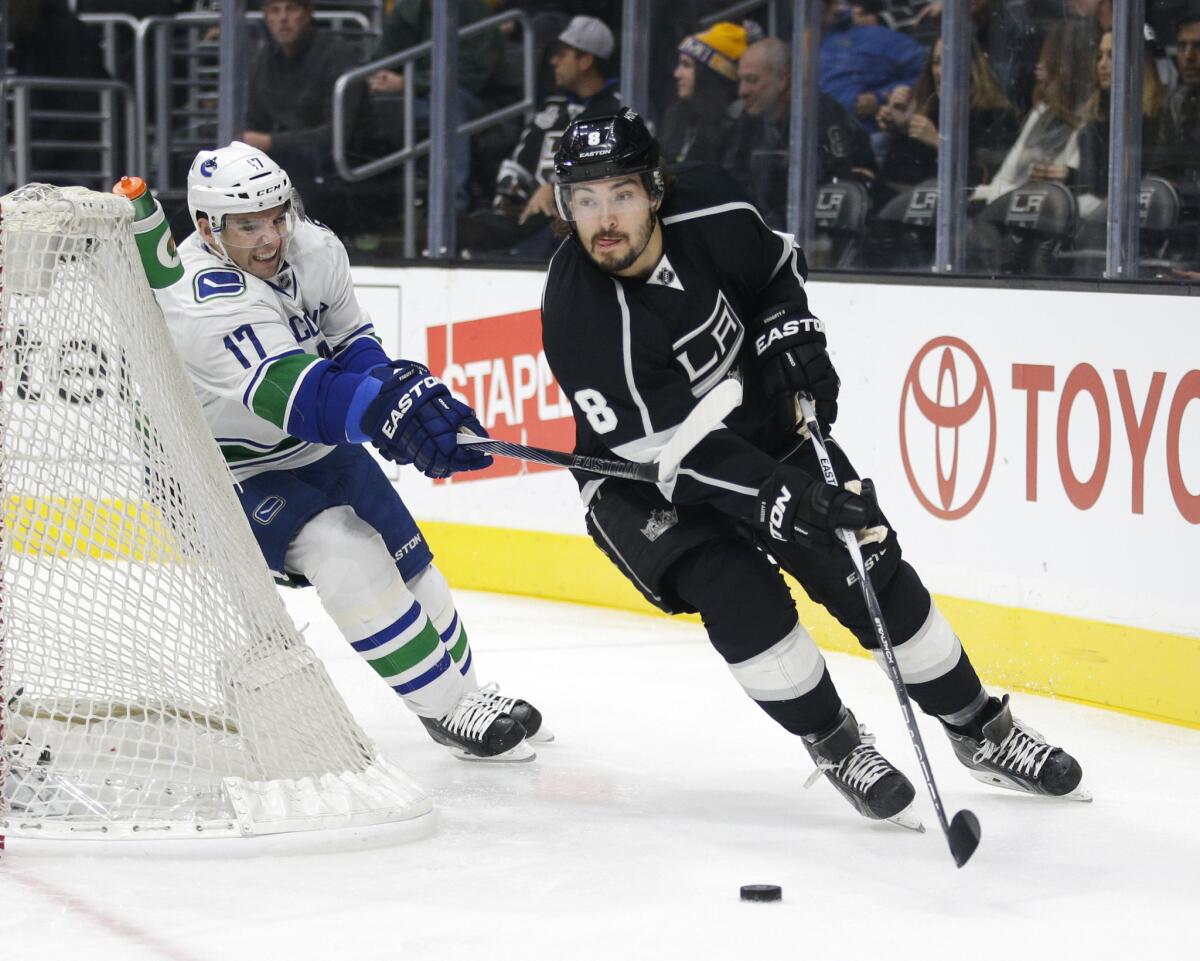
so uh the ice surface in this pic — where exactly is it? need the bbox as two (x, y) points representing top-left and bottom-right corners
(2, 589), (1195, 960)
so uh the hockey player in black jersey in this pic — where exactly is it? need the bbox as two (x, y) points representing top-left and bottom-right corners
(539, 107), (1088, 829)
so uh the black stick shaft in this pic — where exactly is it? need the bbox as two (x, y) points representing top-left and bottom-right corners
(796, 395), (979, 867)
(456, 436), (657, 482)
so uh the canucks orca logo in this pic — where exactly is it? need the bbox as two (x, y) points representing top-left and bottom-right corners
(194, 268), (245, 302)
(252, 495), (286, 525)
(200, 157), (218, 177)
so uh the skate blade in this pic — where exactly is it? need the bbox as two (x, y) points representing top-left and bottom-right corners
(968, 769), (1093, 801)
(527, 726), (555, 744)
(449, 741), (537, 763)
(887, 804), (925, 833)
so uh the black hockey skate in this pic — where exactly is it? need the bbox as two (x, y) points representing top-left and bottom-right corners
(472, 682), (554, 743)
(943, 695), (1090, 801)
(420, 687), (533, 762)
(803, 708), (922, 831)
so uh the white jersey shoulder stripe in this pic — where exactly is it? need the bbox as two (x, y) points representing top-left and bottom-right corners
(675, 467), (759, 497)
(613, 280), (655, 438)
(768, 230), (803, 287)
(661, 201), (762, 225)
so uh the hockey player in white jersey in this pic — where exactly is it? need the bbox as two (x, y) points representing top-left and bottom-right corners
(155, 141), (547, 760)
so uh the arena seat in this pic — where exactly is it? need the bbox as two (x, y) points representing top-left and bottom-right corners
(812, 179), (872, 269)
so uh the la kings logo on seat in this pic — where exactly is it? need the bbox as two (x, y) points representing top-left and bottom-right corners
(673, 290), (743, 396)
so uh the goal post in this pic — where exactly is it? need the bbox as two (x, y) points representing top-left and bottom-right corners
(0, 184), (431, 846)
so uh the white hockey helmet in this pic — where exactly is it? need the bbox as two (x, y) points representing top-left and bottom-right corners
(186, 141), (296, 240)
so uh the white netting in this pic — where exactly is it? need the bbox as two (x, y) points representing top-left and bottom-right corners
(0, 185), (430, 841)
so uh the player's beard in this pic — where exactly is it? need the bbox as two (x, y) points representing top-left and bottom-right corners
(586, 214), (656, 275)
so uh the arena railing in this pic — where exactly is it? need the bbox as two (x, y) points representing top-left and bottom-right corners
(330, 8), (536, 259)
(0, 76), (137, 194)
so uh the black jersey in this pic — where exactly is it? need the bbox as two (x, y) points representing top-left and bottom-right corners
(541, 163), (817, 520)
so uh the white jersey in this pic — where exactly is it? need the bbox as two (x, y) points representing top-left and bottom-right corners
(155, 218), (379, 480)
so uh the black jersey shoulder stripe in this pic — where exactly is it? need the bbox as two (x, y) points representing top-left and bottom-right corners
(660, 200), (761, 226)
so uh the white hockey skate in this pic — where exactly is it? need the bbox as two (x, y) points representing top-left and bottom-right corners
(420, 687), (535, 762)
(943, 695), (1091, 801)
(803, 708), (924, 832)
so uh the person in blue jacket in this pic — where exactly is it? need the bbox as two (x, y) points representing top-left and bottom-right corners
(819, 0), (927, 164)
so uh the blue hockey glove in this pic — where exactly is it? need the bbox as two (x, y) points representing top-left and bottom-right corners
(361, 362), (493, 478)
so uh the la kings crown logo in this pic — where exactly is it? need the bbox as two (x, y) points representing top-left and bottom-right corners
(641, 508), (678, 542)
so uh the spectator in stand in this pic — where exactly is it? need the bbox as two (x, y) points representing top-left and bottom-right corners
(971, 19), (1097, 205)
(1073, 28), (1167, 217)
(725, 36), (877, 229)
(661, 22), (758, 165)
(875, 37), (1019, 196)
(6, 0), (110, 185)
(915, 0), (1046, 114)
(242, 0), (376, 238)
(367, 0), (504, 211)
(819, 0), (927, 164)
(458, 15), (621, 255)
(1153, 7), (1200, 195)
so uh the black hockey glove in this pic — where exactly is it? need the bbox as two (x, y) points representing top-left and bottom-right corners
(756, 466), (884, 553)
(362, 362), (493, 479)
(751, 301), (840, 431)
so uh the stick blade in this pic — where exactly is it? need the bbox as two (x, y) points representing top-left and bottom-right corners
(948, 810), (981, 868)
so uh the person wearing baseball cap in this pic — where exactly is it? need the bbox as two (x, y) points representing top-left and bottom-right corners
(662, 21), (759, 164)
(557, 14), (616, 61)
(458, 14), (622, 256)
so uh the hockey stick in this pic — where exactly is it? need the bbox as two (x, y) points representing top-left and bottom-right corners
(796, 394), (981, 868)
(458, 378), (743, 484)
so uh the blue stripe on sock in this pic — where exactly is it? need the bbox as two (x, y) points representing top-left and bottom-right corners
(393, 651), (453, 695)
(351, 601), (423, 653)
(458, 648), (473, 677)
(439, 612), (459, 643)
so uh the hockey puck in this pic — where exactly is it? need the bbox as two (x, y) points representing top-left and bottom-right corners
(739, 884), (782, 902)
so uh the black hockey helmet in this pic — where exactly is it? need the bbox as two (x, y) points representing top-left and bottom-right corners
(553, 107), (665, 221)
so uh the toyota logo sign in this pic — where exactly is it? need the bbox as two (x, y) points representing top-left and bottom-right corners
(900, 336), (996, 519)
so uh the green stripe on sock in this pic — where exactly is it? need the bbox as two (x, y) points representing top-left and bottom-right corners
(363, 620), (442, 678)
(250, 354), (320, 427)
(448, 625), (469, 665)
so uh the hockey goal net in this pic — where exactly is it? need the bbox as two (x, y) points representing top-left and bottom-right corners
(0, 184), (430, 844)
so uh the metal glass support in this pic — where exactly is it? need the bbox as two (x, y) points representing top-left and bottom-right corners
(427, 0), (460, 259)
(404, 61), (417, 259)
(934, 2), (970, 273)
(786, 0), (820, 250)
(1, 4), (9, 194)
(154, 24), (171, 189)
(12, 87), (31, 187)
(216, 0), (247, 147)
(1107, 0), (1145, 279)
(621, 0), (651, 112)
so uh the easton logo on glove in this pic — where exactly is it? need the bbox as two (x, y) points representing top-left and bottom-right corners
(754, 316), (825, 356)
(380, 375), (440, 439)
